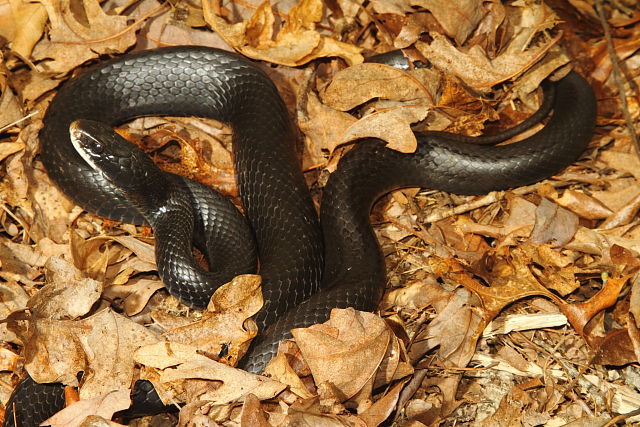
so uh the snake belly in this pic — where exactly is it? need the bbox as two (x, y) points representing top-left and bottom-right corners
(4, 46), (596, 425)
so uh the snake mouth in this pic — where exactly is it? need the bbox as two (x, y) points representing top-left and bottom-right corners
(69, 119), (106, 173)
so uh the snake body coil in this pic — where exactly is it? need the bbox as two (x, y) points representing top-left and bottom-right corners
(4, 46), (596, 426)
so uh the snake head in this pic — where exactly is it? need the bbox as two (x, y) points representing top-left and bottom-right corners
(69, 119), (175, 221)
(69, 119), (164, 192)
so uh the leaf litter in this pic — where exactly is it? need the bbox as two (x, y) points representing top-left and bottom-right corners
(1, 0), (640, 425)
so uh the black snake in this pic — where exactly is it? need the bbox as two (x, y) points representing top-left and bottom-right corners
(3, 46), (596, 426)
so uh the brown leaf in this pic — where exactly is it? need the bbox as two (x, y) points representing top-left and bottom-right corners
(338, 105), (429, 153)
(320, 64), (437, 112)
(374, 333), (413, 388)
(163, 274), (261, 365)
(554, 189), (613, 220)
(102, 278), (164, 316)
(408, 287), (481, 365)
(600, 191), (640, 230)
(29, 257), (102, 319)
(286, 408), (366, 426)
(69, 231), (111, 281)
(0, 62), (23, 130)
(591, 178), (640, 213)
(359, 379), (409, 427)
(239, 393), (271, 427)
(411, 0), (484, 44)
(298, 91), (357, 161)
(291, 308), (391, 400)
(598, 149), (640, 181)
(0, 346), (20, 372)
(630, 276), (640, 329)
(108, 236), (156, 264)
(560, 274), (630, 338)
(79, 310), (160, 400)
(262, 353), (314, 399)
(0, 2), (15, 42)
(24, 156), (77, 242)
(0, 142), (24, 162)
(43, 389), (131, 427)
(381, 278), (450, 311)
(8, 308), (159, 395)
(529, 198), (579, 248)
(429, 251), (560, 320)
(31, 0), (136, 73)
(369, 0), (413, 15)
(134, 341), (286, 404)
(7, 0), (48, 60)
(592, 329), (637, 366)
(416, 30), (565, 89)
(203, 0), (362, 66)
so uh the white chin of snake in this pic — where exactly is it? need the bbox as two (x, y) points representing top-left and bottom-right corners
(69, 123), (103, 174)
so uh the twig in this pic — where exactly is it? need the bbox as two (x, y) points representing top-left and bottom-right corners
(57, 4), (168, 46)
(0, 110), (40, 134)
(594, 0), (640, 158)
(602, 408), (640, 427)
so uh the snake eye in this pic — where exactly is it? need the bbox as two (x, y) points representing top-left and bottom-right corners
(90, 140), (105, 155)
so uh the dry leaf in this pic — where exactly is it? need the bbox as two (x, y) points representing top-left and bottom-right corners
(262, 353), (314, 399)
(337, 105), (429, 153)
(28, 257), (102, 319)
(203, 0), (362, 66)
(554, 189), (613, 220)
(0, 62), (22, 130)
(299, 91), (357, 163)
(8, 308), (159, 395)
(411, 0), (484, 44)
(409, 286), (481, 364)
(135, 341), (286, 404)
(32, 0), (136, 73)
(416, 30), (565, 88)
(239, 393), (271, 427)
(102, 278), (164, 316)
(43, 389), (131, 427)
(163, 274), (262, 365)
(561, 274), (630, 338)
(292, 308), (391, 400)
(321, 65), (437, 112)
(7, 0), (48, 60)
(359, 379), (409, 427)
(600, 191), (640, 229)
(529, 198), (579, 248)
(598, 150), (640, 181)
(630, 276), (640, 329)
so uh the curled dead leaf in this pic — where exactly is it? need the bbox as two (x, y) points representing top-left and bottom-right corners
(321, 64), (437, 112)
(554, 189), (613, 220)
(337, 105), (429, 153)
(29, 257), (102, 319)
(203, 0), (362, 66)
(416, 30), (566, 89)
(262, 353), (314, 399)
(135, 341), (286, 404)
(413, 0), (484, 44)
(291, 308), (391, 400)
(43, 389), (131, 427)
(6, 0), (48, 61)
(31, 0), (137, 73)
(560, 274), (630, 338)
(529, 198), (579, 248)
(163, 274), (262, 365)
(8, 308), (159, 396)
